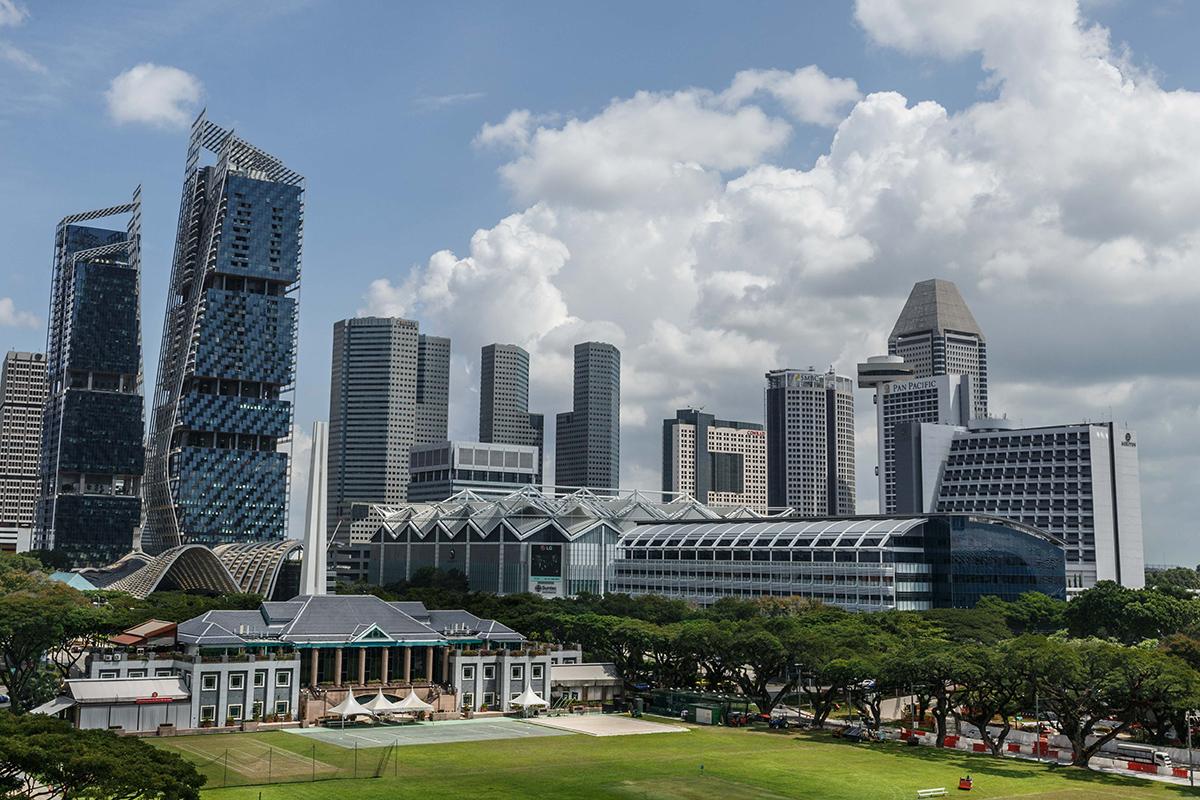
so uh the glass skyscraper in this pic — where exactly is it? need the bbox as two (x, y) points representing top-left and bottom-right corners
(145, 114), (304, 551)
(36, 192), (144, 566)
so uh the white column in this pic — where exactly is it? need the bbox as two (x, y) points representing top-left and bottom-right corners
(300, 421), (329, 596)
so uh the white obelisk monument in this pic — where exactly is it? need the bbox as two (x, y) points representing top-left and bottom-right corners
(299, 421), (329, 596)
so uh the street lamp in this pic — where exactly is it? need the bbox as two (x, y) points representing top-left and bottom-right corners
(1187, 710), (1199, 788)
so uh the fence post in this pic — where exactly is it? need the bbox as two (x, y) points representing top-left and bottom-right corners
(268, 746), (272, 784)
(354, 741), (358, 779)
(312, 744), (316, 782)
(223, 749), (228, 788)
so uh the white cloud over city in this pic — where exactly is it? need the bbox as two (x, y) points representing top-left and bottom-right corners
(105, 63), (203, 128)
(364, 0), (1200, 561)
(0, 296), (38, 328)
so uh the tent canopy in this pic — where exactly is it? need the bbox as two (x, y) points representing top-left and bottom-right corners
(328, 692), (373, 718)
(362, 690), (404, 714)
(396, 690), (434, 711)
(511, 686), (548, 707)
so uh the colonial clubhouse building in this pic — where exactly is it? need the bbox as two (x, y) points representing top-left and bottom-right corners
(40, 595), (580, 732)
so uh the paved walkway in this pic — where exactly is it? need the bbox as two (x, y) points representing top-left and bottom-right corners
(525, 714), (688, 737)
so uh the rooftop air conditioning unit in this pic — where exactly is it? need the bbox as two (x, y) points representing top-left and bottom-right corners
(103, 654), (114, 662)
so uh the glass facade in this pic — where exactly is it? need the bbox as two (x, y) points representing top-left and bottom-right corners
(37, 197), (144, 567)
(145, 115), (304, 550)
(609, 515), (1065, 610)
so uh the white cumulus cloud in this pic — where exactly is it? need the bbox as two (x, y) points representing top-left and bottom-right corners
(105, 63), (203, 128)
(0, 297), (38, 328)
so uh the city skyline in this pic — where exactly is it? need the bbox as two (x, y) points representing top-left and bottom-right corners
(2, 1), (1198, 563)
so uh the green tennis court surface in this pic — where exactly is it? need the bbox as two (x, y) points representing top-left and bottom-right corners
(282, 716), (572, 749)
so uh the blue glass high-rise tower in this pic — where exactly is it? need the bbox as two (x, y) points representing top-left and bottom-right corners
(145, 114), (304, 552)
(36, 191), (145, 566)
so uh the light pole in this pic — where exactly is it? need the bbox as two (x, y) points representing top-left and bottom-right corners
(1187, 711), (1199, 788)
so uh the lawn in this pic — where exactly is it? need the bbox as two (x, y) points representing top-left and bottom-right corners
(155, 720), (1200, 799)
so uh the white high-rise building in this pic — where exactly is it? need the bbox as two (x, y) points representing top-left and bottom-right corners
(893, 419), (1145, 593)
(662, 409), (767, 511)
(327, 317), (450, 528)
(765, 368), (855, 515)
(0, 351), (47, 532)
(867, 373), (976, 514)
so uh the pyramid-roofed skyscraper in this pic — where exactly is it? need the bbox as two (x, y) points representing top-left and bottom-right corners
(888, 278), (988, 419)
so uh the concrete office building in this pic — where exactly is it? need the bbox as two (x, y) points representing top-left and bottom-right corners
(662, 409), (766, 511)
(609, 514), (1067, 611)
(889, 278), (988, 418)
(864, 373), (976, 514)
(327, 317), (450, 527)
(145, 114), (304, 550)
(893, 419), (1145, 592)
(37, 194), (145, 566)
(555, 342), (621, 492)
(408, 440), (539, 502)
(479, 344), (544, 485)
(765, 368), (855, 515)
(1, 352), (46, 534)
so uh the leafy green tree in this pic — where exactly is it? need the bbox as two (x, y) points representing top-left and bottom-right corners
(0, 564), (107, 713)
(1064, 581), (1200, 643)
(1015, 636), (1198, 766)
(1145, 566), (1200, 593)
(730, 617), (804, 714)
(950, 641), (1029, 755)
(0, 711), (204, 800)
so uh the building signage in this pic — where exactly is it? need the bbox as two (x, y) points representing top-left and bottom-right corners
(529, 544), (564, 598)
(1120, 432), (1137, 448)
(884, 378), (939, 394)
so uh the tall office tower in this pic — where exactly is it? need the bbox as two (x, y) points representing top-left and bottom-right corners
(479, 344), (544, 484)
(145, 115), (304, 551)
(415, 335), (450, 446)
(862, 370), (975, 514)
(326, 317), (450, 527)
(888, 278), (988, 418)
(765, 368), (855, 515)
(0, 352), (47, 532)
(555, 342), (621, 492)
(894, 419), (1145, 593)
(37, 194), (144, 566)
(662, 409), (766, 511)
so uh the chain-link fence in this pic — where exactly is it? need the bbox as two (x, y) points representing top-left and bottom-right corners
(167, 739), (399, 788)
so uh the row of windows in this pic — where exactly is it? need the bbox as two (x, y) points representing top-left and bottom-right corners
(200, 700), (289, 722)
(199, 670), (291, 691)
(461, 663), (544, 681)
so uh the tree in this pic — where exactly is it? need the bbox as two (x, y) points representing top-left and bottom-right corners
(730, 617), (804, 713)
(0, 566), (107, 713)
(976, 592), (1066, 635)
(0, 711), (204, 800)
(1064, 581), (1200, 643)
(1146, 567), (1200, 593)
(1016, 636), (1200, 767)
(899, 640), (964, 747)
(950, 642), (1028, 755)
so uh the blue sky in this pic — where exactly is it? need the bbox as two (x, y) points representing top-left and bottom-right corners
(3, 1), (1199, 565)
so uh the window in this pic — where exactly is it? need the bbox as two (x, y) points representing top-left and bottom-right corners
(254, 671), (266, 688)
(510, 665), (523, 682)
(201, 673), (218, 691)
(276, 671), (291, 687)
(228, 673), (245, 690)
(227, 704), (243, 721)
(252, 700), (264, 719)
(462, 665), (475, 680)
(483, 692), (494, 707)
(274, 700), (289, 716)
(127, 670), (146, 678)
(200, 705), (216, 722)
(462, 692), (475, 710)
(154, 669), (173, 677)
(531, 664), (543, 680)
(510, 692), (521, 702)
(483, 665), (495, 680)
(99, 670), (118, 679)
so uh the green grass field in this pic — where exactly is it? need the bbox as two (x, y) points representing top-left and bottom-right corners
(155, 720), (1200, 799)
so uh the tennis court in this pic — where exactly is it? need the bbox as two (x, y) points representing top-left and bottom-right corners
(282, 716), (572, 749)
